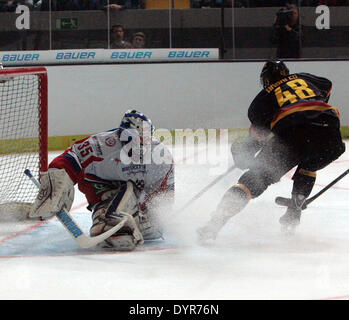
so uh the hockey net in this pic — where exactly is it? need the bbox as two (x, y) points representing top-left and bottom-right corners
(0, 67), (48, 220)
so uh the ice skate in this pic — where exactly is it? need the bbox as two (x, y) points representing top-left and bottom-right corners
(279, 209), (300, 236)
(197, 213), (230, 243)
(279, 194), (304, 235)
(197, 185), (250, 243)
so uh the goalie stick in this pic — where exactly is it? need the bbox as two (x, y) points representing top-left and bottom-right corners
(24, 169), (128, 249)
(275, 168), (349, 210)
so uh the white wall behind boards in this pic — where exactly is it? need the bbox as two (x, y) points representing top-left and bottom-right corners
(46, 61), (349, 136)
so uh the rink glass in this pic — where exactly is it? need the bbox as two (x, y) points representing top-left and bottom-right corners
(0, 1), (347, 59)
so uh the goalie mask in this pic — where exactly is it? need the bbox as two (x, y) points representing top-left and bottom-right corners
(120, 109), (155, 141)
(260, 60), (289, 89)
(119, 109), (155, 163)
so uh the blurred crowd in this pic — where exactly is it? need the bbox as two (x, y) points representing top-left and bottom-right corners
(0, 0), (348, 11)
(0, 0), (142, 11)
(194, 0), (349, 7)
(232, 0), (349, 7)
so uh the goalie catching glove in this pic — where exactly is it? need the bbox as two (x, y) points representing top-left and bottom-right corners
(29, 169), (75, 219)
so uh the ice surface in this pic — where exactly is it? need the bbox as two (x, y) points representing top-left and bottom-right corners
(0, 142), (349, 300)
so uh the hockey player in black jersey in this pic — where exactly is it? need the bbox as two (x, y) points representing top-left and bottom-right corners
(197, 60), (345, 239)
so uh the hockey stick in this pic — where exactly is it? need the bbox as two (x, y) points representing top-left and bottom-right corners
(177, 164), (237, 212)
(275, 168), (349, 210)
(24, 169), (127, 249)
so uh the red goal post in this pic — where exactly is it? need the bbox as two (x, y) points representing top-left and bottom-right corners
(0, 67), (48, 220)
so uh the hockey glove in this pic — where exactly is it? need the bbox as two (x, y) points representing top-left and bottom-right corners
(29, 169), (75, 219)
(231, 141), (257, 170)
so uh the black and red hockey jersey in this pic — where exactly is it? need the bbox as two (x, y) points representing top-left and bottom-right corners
(247, 72), (340, 140)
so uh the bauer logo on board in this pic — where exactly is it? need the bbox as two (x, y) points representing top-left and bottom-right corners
(1, 53), (40, 62)
(168, 50), (211, 58)
(56, 51), (96, 60)
(0, 49), (218, 65)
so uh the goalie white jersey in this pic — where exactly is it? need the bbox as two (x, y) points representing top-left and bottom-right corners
(50, 128), (174, 207)
(30, 110), (172, 250)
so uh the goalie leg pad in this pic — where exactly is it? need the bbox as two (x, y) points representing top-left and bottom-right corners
(100, 235), (137, 251)
(90, 181), (144, 251)
(138, 211), (163, 240)
(29, 169), (75, 219)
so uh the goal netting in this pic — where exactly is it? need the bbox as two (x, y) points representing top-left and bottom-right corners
(0, 67), (48, 220)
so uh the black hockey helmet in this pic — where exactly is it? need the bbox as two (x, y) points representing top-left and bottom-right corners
(260, 60), (289, 89)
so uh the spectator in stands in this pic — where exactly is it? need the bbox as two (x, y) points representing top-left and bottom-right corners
(191, 0), (214, 8)
(300, 0), (319, 5)
(271, 3), (303, 59)
(40, 0), (103, 10)
(104, 0), (143, 10)
(250, 1), (349, 6)
(0, 0), (18, 11)
(40, 0), (72, 10)
(317, 0), (349, 5)
(21, 0), (42, 10)
(110, 24), (132, 49)
(249, 0), (288, 6)
(191, 0), (233, 7)
(131, 32), (146, 48)
(234, 0), (252, 7)
(72, 0), (102, 9)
